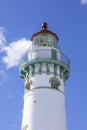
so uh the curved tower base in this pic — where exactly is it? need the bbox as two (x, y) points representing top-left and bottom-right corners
(22, 88), (67, 130)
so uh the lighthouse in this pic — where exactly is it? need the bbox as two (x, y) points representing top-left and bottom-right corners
(20, 23), (70, 130)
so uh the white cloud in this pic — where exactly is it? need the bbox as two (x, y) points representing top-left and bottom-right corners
(2, 38), (32, 68)
(0, 26), (32, 68)
(81, 0), (87, 4)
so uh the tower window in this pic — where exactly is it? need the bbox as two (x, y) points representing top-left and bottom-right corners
(43, 44), (46, 46)
(51, 80), (58, 89)
(49, 77), (61, 90)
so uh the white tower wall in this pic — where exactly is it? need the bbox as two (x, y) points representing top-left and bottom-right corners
(30, 74), (64, 92)
(22, 88), (66, 130)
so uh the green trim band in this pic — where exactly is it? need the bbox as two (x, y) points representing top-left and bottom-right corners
(20, 58), (70, 71)
(19, 58), (70, 80)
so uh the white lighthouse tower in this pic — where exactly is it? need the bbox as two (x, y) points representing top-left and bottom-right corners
(20, 23), (70, 130)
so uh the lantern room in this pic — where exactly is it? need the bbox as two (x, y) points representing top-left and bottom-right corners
(31, 22), (59, 48)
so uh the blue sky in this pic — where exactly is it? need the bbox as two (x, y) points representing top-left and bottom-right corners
(0, 0), (87, 130)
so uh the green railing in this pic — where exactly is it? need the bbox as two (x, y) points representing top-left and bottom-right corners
(19, 48), (70, 69)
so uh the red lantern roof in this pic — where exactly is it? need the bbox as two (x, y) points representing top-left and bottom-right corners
(31, 22), (59, 41)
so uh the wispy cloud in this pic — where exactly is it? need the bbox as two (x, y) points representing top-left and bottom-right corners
(0, 70), (7, 85)
(2, 38), (32, 68)
(0, 27), (6, 50)
(81, 0), (87, 4)
(0, 26), (32, 68)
